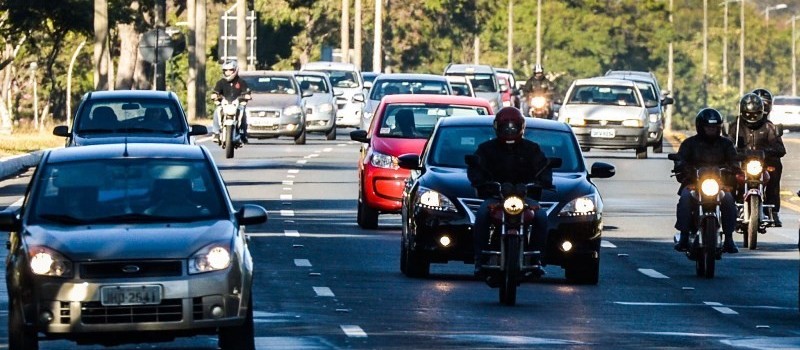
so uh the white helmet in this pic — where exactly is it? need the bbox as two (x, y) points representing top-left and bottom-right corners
(222, 60), (239, 82)
(533, 64), (544, 75)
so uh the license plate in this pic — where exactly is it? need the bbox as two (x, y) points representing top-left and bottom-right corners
(590, 129), (615, 138)
(250, 117), (275, 127)
(101, 285), (162, 306)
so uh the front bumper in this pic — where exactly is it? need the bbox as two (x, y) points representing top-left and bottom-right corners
(337, 103), (363, 128)
(572, 126), (648, 149)
(247, 112), (305, 137)
(305, 108), (336, 132)
(362, 164), (408, 213)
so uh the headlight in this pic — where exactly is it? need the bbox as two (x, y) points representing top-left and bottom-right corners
(417, 187), (457, 212)
(531, 96), (547, 109)
(622, 119), (643, 127)
(319, 103), (334, 113)
(222, 104), (238, 116)
(568, 117), (586, 126)
(649, 113), (660, 123)
(284, 105), (303, 116)
(746, 160), (763, 176)
(559, 194), (596, 217)
(369, 150), (398, 169)
(700, 178), (720, 197)
(190, 244), (232, 274)
(28, 246), (73, 277)
(503, 196), (525, 215)
(490, 100), (499, 111)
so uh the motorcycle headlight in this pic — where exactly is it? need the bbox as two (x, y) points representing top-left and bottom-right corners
(503, 196), (525, 215)
(649, 113), (660, 123)
(369, 150), (398, 169)
(190, 244), (232, 274)
(568, 117), (586, 126)
(28, 246), (73, 277)
(700, 178), (720, 197)
(531, 96), (547, 109)
(622, 119), (643, 127)
(417, 187), (457, 212)
(319, 103), (334, 113)
(746, 160), (763, 176)
(222, 104), (238, 116)
(284, 105), (303, 116)
(559, 194), (596, 217)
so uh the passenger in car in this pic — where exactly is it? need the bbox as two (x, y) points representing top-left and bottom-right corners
(143, 107), (173, 131)
(393, 109), (418, 137)
(84, 106), (119, 131)
(146, 178), (206, 217)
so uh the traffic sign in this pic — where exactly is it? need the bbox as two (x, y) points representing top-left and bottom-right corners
(139, 28), (174, 64)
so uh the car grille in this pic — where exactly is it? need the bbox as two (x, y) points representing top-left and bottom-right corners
(459, 197), (557, 222)
(253, 110), (280, 118)
(80, 261), (183, 279)
(251, 125), (281, 131)
(585, 120), (623, 126)
(193, 297), (204, 320)
(81, 299), (183, 324)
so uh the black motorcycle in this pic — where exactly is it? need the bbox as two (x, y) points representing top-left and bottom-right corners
(736, 149), (773, 249)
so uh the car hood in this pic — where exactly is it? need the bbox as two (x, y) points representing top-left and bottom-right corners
(74, 135), (187, 146)
(249, 94), (300, 109)
(371, 136), (427, 157)
(560, 104), (645, 121)
(24, 220), (235, 261)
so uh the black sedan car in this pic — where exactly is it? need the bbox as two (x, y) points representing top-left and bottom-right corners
(53, 90), (208, 146)
(0, 143), (267, 350)
(398, 116), (615, 284)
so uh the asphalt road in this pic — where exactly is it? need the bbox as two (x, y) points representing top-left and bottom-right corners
(0, 128), (799, 349)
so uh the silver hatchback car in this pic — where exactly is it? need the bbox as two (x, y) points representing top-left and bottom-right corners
(294, 70), (343, 140)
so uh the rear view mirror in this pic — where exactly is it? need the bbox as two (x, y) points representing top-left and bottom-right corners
(667, 153), (680, 161)
(397, 154), (421, 170)
(350, 129), (369, 143)
(352, 94), (365, 103)
(53, 125), (69, 137)
(589, 162), (616, 179)
(334, 90), (344, 97)
(121, 103), (141, 110)
(662, 96), (675, 105)
(302, 90), (313, 98)
(189, 125), (208, 136)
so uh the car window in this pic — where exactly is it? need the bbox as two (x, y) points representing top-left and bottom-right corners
(773, 97), (800, 106)
(567, 85), (641, 107)
(451, 83), (471, 96)
(449, 73), (497, 93)
(370, 80), (450, 100)
(634, 82), (659, 108)
(241, 76), (297, 95)
(29, 158), (227, 224)
(295, 75), (330, 94)
(312, 70), (359, 88)
(75, 99), (185, 134)
(378, 104), (489, 139)
(429, 125), (581, 173)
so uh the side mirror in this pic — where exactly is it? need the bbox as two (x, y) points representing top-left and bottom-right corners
(499, 85), (509, 93)
(0, 210), (19, 232)
(53, 125), (69, 137)
(589, 162), (616, 179)
(662, 96), (675, 105)
(352, 93), (365, 103)
(302, 90), (313, 98)
(189, 125), (208, 136)
(548, 157), (563, 169)
(667, 153), (680, 161)
(333, 90), (344, 97)
(397, 153), (421, 170)
(236, 204), (268, 226)
(350, 129), (369, 143)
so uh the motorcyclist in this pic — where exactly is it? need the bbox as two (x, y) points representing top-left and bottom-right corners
(522, 64), (555, 118)
(727, 89), (786, 227)
(673, 108), (740, 253)
(211, 59), (250, 144)
(467, 107), (552, 277)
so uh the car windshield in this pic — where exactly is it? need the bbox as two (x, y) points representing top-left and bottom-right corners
(450, 73), (497, 93)
(378, 104), (489, 139)
(370, 80), (450, 100)
(428, 125), (582, 173)
(29, 158), (228, 225)
(773, 97), (800, 106)
(451, 83), (472, 96)
(295, 75), (330, 94)
(75, 99), (185, 135)
(633, 82), (659, 108)
(242, 76), (297, 95)
(567, 85), (641, 107)
(314, 70), (359, 88)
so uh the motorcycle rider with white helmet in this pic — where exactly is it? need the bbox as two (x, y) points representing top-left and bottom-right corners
(211, 59), (250, 143)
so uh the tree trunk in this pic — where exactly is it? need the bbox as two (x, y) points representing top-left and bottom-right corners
(94, 0), (110, 89)
(187, 0), (197, 120)
(196, 0), (207, 118)
(116, 22), (140, 90)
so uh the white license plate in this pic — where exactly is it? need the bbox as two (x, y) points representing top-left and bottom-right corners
(101, 285), (162, 306)
(590, 129), (616, 138)
(250, 118), (276, 127)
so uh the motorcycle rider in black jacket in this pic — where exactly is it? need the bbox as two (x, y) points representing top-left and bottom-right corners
(674, 108), (740, 253)
(467, 107), (553, 277)
(211, 59), (250, 144)
(726, 89), (786, 227)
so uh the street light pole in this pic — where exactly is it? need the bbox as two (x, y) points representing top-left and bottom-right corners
(666, 0), (673, 132)
(793, 15), (799, 95)
(721, 0), (729, 90)
(703, 0), (708, 105)
(372, 0), (382, 73)
(29, 62), (38, 131)
(507, 0), (513, 70)
(536, 0), (542, 65)
(740, 0), (745, 96)
(765, 3), (787, 23)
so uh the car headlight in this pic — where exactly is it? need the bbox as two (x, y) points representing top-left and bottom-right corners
(369, 150), (398, 169)
(746, 159), (763, 176)
(568, 117), (586, 126)
(559, 194), (596, 217)
(649, 113), (660, 123)
(284, 105), (303, 116)
(417, 186), (457, 212)
(490, 100), (499, 111)
(503, 196), (525, 215)
(319, 103), (334, 113)
(700, 178), (720, 197)
(622, 119), (643, 127)
(28, 246), (73, 277)
(531, 96), (547, 109)
(189, 244), (231, 274)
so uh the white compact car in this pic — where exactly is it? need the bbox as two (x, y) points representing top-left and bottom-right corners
(770, 95), (800, 132)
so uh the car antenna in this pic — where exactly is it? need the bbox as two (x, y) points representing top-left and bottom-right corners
(123, 136), (129, 157)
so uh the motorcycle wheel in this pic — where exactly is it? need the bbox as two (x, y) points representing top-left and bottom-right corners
(225, 127), (235, 159)
(357, 198), (379, 229)
(746, 196), (760, 250)
(702, 220), (717, 279)
(499, 236), (520, 306)
(653, 139), (664, 154)
(294, 129), (307, 145)
(635, 147), (648, 159)
(325, 126), (337, 140)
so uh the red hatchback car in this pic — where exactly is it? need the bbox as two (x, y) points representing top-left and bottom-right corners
(350, 95), (493, 229)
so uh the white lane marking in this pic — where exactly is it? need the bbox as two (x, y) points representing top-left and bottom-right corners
(283, 187), (292, 191)
(615, 301), (695, 306)
(323, 148), (332, 152)
(337, 143), (347, 146)
(600, 240), (616, 248)
(704, 301), (738, 314)
(297, 159), (308, 164)
(280, 210), (295, 217)
(282, 180), (294, 185)
(640, 332), (728, 337)
(284, 230), (300, 237)
(287, 175), (296, 178)
(313, 287), (335, 297)
(3, 196), (25, 213)
(294, 259), (311, 267)
(314, 150), (322, 154)
(340, 325), (367, 338)
(638, 269), (669, 279)
(288, 169), (300, 174)
(280, 194), (293, 200)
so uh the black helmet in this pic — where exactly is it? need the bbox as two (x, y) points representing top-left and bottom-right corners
(739, 93), (765, 126)
(695, 108), (724, 139)
(494, 107), (526, 144)
(750, 88), (773, 115)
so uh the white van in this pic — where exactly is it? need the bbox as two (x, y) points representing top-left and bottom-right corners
(301, 61), (365, 128)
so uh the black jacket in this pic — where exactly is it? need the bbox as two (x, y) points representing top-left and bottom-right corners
(726, 116), (785, 166)
(213, 76), (249, 102)
(674, 134), (739, 191)
(523, 76), (554, 97)
(467, 138), (553, 198)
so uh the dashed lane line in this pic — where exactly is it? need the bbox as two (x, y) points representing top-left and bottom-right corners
(601, 240), (616, 248)
(280, 194), (293, 200)
(313, 287), (335, 297)
(282, 180), (294, 185)
(294, 259), (311, 267)
(296, 159), (308, 164)
(280, 210), (295, 217)
(704, 301), (739, 315)
(340, 325), (368, 338)
(323, 148), (332, 152)
(638, 268), (670, 279)
(288, 169), (300, 174)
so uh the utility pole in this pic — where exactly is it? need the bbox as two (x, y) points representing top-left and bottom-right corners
(722, 0), (729, 90)
(187, 0), (197, 120)
(93, 0), (109, 90)
(703, 0), (708, 105)
(474, 36), (480, 65)
(354, 0), (362, 69)
(196, 0), (207, 117)
(373, 0), (382, 72)
(507, 0), (513, 70)
(793, 15), (798, 95)
(666, 0), (674, 132)
(236, 0), (247, 68)
(341, 0), (350, 63)
(536, 0), (542, 65)
(740, 0), (745, 96)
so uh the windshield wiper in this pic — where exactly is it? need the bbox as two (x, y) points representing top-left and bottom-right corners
(92, 213), (202, 223)
(119, 127), (178, 134)
(38, 214), (90, 225)
(78, 128), (117, 134)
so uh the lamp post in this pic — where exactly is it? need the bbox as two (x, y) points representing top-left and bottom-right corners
(536, 0), (542, 65)
(765, 3), (787, 22)
(29, 62), (38, 131)
(792, 15), (800, 95)
(740, 0), (745, 96)
(720, 0), (741, 90)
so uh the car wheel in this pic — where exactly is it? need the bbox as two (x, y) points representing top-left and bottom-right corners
(580, 147), (590, 153)
(294, 129), (307, 145)
(218, 295), (255, 350)
(635, 146), (648, 159)
(325, 126), (337, 140)
(357, 199), (379, 229)
(404, 240), (430, 278)
(565, 257), (600, 285)
(9, 298), (38, 350)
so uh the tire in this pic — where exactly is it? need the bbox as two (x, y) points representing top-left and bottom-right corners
(635, 146), (648, 159)
(404, 238), (430, 278)
(580, 147), (590, 153)
(357, 198), (379, 229)
(702, 219), (717, 279)
(653, 139), (663, 153)
(224, 126), (235, 159)
(294, 129), (307, 145)
(565, 257), (600, 285)
(218, 295), (255, 350)
(9, 298), (38, 350)
(500, 236), (520, 306)
(325, 126), (337, 140)
(746, 196), (760, 250)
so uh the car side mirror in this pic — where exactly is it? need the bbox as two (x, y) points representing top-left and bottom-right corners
(53, 125), (69, 137)
(334, 90), (344, 97)
(589, 162), (616, 179)
(189, 125), (208, 136)
(397, 153), (421, 170)
(236, 204), (268, 226)
(662, 96), (675, 105)
(499, 85), (509, 93)
(0, 211), (19, 232)
(302, 90), (314, 98)
(350, 129), (369, 143)
(548, 157), (563, 169)
(352, 93), (365, 103)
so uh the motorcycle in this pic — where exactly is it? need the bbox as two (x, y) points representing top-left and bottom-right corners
(212, 93), (250, 159)
(736, 149), (773, 249)
(669, 153), (729, 278)
(526, 93), (552, 119)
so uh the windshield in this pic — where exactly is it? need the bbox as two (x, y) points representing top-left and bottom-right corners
(567, 85), (641, 107)
(370, 80), (450, 100)
(241, 76), (297, 95)
(309, 70), (360, 88)
(428, 125), (582, 172)
(29, 158), (228, 225)
(448, 73), (497, 93)
(773, 97), (800, 106)
(451, 83), (472, 96)
(378, 104), (489, 139)
(295, 75), (330, 94)
(75, 99), (186, 135)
